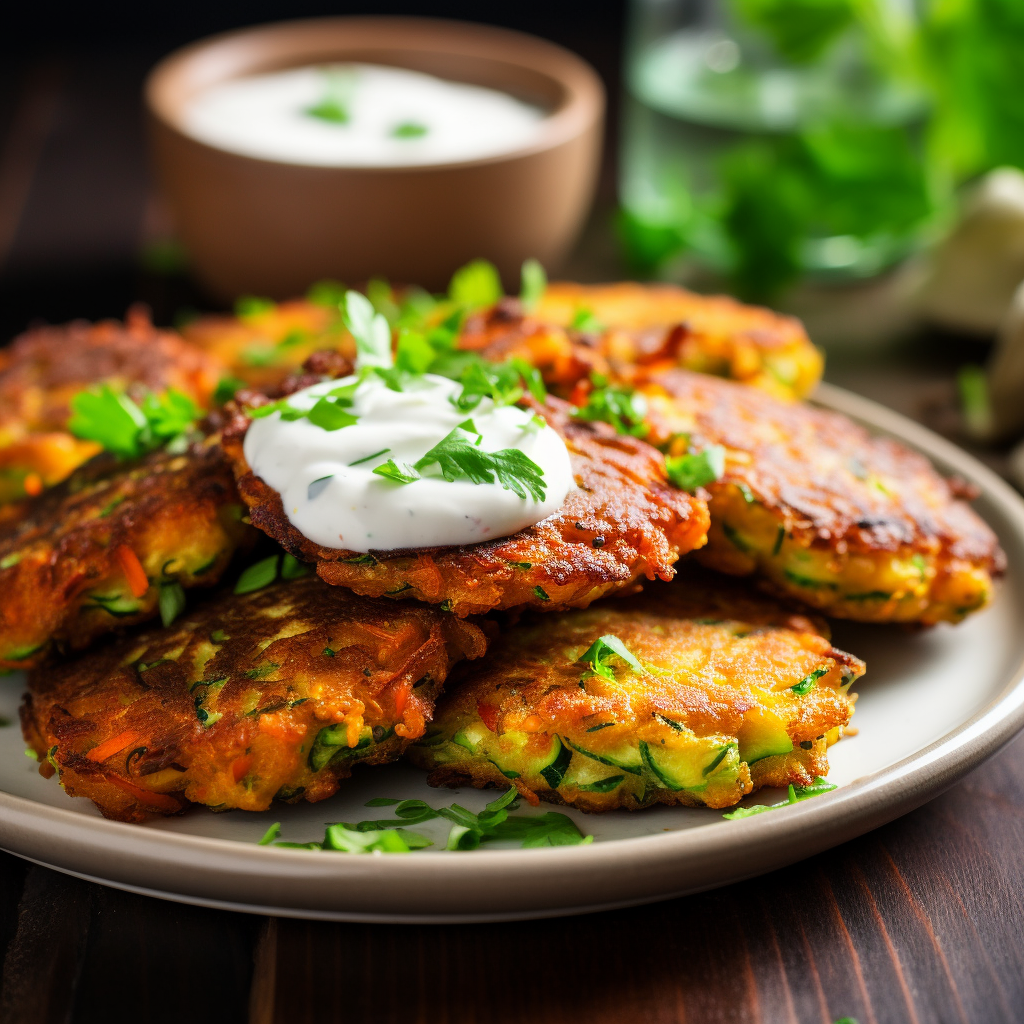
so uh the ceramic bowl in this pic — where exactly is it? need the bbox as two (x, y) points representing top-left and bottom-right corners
(145, 16), (605, 300)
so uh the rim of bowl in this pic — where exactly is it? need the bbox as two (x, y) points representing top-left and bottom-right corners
(145, 15), (606, 174)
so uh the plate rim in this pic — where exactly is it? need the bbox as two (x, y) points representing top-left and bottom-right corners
(3, 381), (1024, 923)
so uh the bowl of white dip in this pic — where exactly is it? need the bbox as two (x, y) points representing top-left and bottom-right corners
(145, 17), (604, 300)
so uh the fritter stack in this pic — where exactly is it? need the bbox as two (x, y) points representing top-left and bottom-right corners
(8, 273), (1003, 825)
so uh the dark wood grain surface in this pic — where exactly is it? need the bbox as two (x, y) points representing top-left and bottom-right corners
(1, 46), (1022, 1024)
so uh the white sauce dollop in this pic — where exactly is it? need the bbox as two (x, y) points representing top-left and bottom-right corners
(243, 374), (575, 552)
(183, 63), (545, 167)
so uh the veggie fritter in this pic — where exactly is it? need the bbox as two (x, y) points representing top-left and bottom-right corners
(640, 369), (1005, 624)
(182, 297), (355, 392)
(409, 573), (863, 811)
(0, 440), (253, 669)
(223, 396), (710, 617)
(0, 307), (224, 502)
(21, 577), (488, 822)
(524, 280), (822, 401)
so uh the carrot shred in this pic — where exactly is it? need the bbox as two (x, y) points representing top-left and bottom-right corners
(477, 701), (499, 732)
(105, 774), (183, 812)
(23, 473), (42, 497)
(230, 754), (254, 783)
(86, 730), (140, 762)
(393, 679), (412, 717)
(115, 544), (149, 598)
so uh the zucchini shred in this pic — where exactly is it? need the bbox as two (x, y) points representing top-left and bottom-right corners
(409, 571), (864, 812)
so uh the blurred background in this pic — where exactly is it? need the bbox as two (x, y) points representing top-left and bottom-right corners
(3, 0), (1024, 472)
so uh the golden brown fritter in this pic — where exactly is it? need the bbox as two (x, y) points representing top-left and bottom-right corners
(410, 572), (863, 812)
(0, 440), (254, 668)
(182, 299), (355, 392)
(223, 396), (710, 617)
(532, 281), (824, 401)
(21, 577), (488, 822)
(638, 369), (1004, 624)
(0, 306), (225, 502)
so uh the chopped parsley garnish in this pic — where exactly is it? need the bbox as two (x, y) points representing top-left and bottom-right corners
(412, 427), (547, 501)
(395, 329), (435, 373)
(343, 290), (393, 369)
(307, 475), (333, 500)
(579, 634), (645, 681)
(234, 555), (280, 595)
(573, 379), (649, 437)
(570, 307), (605, 333)
(1, 552), (23, 570)
(213, 376), (246, 406)
(391, 121), (428, 138)
(373, 459), (421, 484)
(68, 385), (200, 460)
(722, 778), (837, 819)
(306, 279), (347, 308)
(256, 787), (591, 852)
(348, 449), (390, 467)
(233, 551), (308, 594)
(665, 445), (726, 492)
(519, 258), (547, 312)
(305, 69), (356, 124)
(450, 357), (545, 412)
(448, 259), (503, 309)
(306, 397), (359, 431)
(235, 295), (275, 319)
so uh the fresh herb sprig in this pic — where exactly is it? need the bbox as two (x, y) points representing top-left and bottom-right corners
(519, 258), (547, 312)
(411, 426), (547, 501)
(573, 378), (649, 437)
(450, 357), (545, 412)
(68, 384), (200, 459)
(722, 777), (837, 820)
(665, 445), (726, 492)
(579, 634), (646, 682)
(256, 787), (592, 853)
(234, 552), (311, 595)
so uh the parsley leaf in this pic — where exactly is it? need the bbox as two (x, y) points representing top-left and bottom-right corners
(413, 428), (546, 501)
(665, 445), (726, 491)
(68, 384), (199, 459)
(570, 307), (605, 333)
(448, 259), (503, 308)
(306, 279), (347, 308)
(305, 69), (356, 124)
(343, 290), (393, 369)
(306, 397), (359, 431)
(373, 459), (421, 484)
(451, 357), (546, 412)
(574, 381), (649, 437)
(579, 634), (645, 681)
(395, 329), (436, 373)
(392, 121), (428, 138)
(234, 554), (280, 595)
(519, 257), (547, 312)
(722, 777), (837, 819)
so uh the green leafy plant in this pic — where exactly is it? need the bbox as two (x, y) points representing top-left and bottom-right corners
(68, 385), (200, 459)
(573, 379), (649, 437)
(665, 445), (726, 492)
(257, 787), (592, 852)
(722, 777), (837, 819)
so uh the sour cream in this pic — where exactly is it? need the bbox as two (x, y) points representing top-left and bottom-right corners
(183, 63), (545, 167)
(243, 374), (575, 552)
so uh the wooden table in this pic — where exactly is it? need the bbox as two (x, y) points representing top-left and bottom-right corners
(2, 44), (1022, 1024)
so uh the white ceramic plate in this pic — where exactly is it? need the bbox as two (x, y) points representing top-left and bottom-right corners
(2, 383), (1023, 923)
